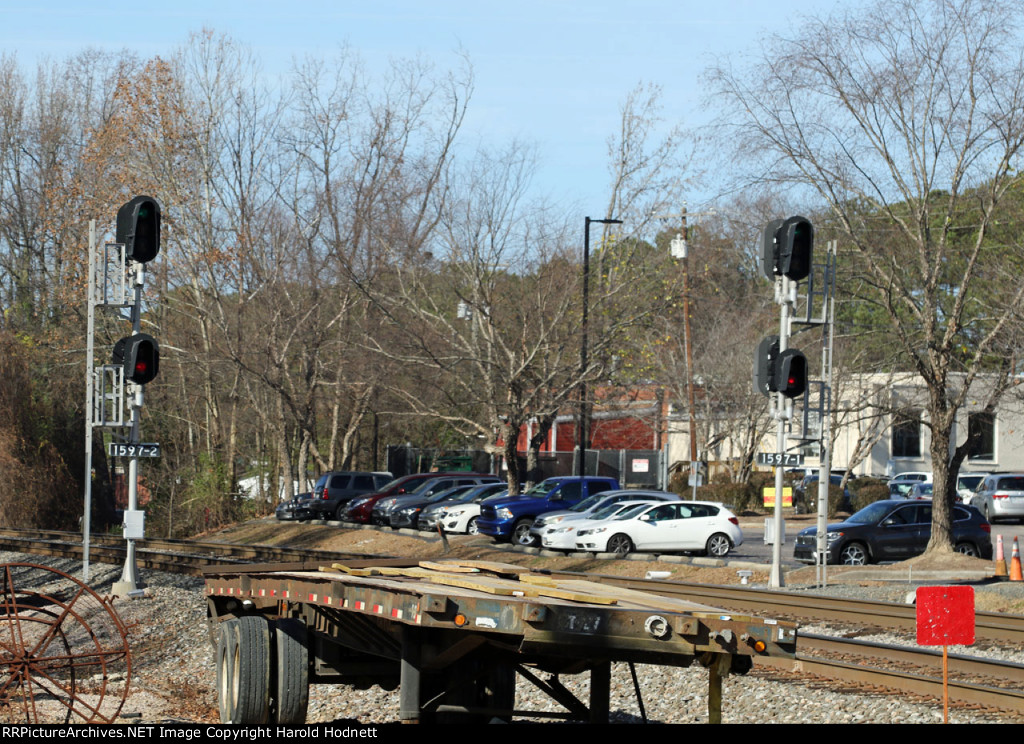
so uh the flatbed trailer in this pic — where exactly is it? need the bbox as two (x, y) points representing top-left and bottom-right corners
(203, 557), (798, 724)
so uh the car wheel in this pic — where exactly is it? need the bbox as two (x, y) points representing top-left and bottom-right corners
(955, 541), (980, 557)
(839, 542), (869, 566)
(607, 533), (634, 556)
(705, 533), (732, 558)
(513, 519), (539, 547)
(466, 517), (479, 535)
(335, 504), (347, 521)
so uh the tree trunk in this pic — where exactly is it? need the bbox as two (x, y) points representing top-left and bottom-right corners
(525, 416), (554, 489)
(502, 422), (521, 496)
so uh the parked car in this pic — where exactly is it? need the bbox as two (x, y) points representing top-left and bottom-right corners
(372, 474), (501, 526)
(888, 478), (922, 498)
(343, 472), (479, 524)
(573, 500), (743, 557)
(477, 476), (621, 547)
(275, 493), (313, 521)
(419, 483), (508, 533)
(794, 474), (852, 513)
(957, 473), (988, 505)
(388, 485), (477, 530)
(540, 499), (669, 552)
(529, 489), (681, 545)
(908, 482), (933, 499)
(971, 473), (1024, 523)
(793, 499), (992, 565)
(307, 471), (393, 521)
(438, 488), (510, 534)
(888, 471), (931, 485)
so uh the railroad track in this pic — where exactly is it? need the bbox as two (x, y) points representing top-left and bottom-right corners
(2, 527), (1023, 717)
(0, 528), (377, 574)
(555, 572), (1024, 643)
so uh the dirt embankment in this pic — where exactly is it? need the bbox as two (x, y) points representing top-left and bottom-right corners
(202, 519), (762, 585)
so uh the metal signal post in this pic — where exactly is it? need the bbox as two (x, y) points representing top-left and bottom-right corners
(84, 197), (161, 594)
(755, 217), (813, 588)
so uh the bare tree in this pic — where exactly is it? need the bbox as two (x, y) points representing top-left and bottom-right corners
(708, 0), (1024, 553)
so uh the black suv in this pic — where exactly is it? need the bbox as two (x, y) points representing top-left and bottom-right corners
(308, 471), (393, 520)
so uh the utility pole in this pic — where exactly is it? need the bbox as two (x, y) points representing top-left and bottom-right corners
(669, 207), (699, 498)
(577, 216), (621, 477)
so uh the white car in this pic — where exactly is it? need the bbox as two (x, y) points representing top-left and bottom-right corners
(530, 489), (680, 544)
(441, 489), (508, 534)
(540, 500), (664, 551)
(888, 471), (931, 485)
(574, 500), (743, 557)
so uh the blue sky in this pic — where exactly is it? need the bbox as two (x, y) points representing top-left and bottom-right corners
(1, 0), (851, 213)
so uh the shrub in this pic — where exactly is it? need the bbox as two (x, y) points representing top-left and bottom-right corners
(696, 480), (760, 514)
(851, 481), (889, 511)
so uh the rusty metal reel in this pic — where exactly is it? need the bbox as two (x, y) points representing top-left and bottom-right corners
(0, 563), (131, 723)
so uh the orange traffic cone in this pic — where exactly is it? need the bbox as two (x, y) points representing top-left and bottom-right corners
(1010, 537), (1023, 582)
(995, 534), (1008, 578)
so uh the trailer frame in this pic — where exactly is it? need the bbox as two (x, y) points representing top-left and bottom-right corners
(203, 558), (797, 724)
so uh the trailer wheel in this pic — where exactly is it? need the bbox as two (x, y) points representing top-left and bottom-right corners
(272, 619), (309, 725)
(216, 622), (235, 723)
(218, 616), (271, 724)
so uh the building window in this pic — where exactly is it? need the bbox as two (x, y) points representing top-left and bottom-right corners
(967, 412), (995, 461)
(892, 410), (921, 458)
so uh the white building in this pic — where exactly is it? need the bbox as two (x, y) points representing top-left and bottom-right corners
(795, 372), (1024, 479)
(664, 372), (1024, 481)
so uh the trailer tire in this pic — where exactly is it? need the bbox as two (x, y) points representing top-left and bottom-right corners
(216, 622), (236, 723)
(272, 619), (309, 725)
(220, 616), (271, 724)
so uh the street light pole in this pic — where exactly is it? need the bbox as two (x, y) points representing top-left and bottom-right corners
(577, 216), (622, 477)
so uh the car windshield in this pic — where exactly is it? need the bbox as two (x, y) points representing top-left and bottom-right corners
(613, 504), (651, 521)
(450, 488), (483, 504)
(959, 476), (984, 490)
(377, 476), (414, 492)
(591, 502), (629, 520)
(914, 483), (933, 495)
(524, 480), (560, 496)
(847, 501), (897, 524)
(570, 493), (605, 512)
(428, 487), (468, 502)
(408, 479), (445, 495)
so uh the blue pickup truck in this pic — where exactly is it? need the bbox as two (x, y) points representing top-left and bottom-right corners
(476, 476), (620, 547)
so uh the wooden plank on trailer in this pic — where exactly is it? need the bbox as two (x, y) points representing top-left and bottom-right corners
(322, 564), (379, 576)
(423, 573), (618, 605)
(518, 573), (558, 587)
(418, 561), (480, 573)
(546, 579), (724, 613)
(426, 560), (533, 578)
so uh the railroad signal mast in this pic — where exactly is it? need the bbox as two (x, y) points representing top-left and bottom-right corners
(755, 216), (814, 589)
(84, 196), (162, 592)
